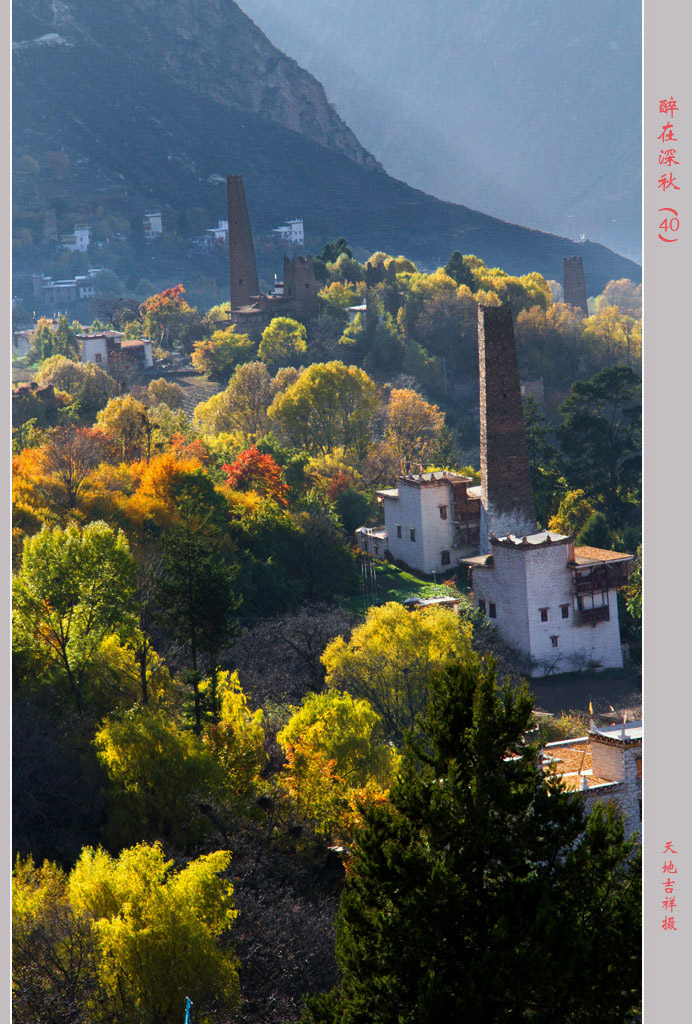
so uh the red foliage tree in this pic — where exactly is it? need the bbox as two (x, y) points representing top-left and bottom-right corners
(222, 446), (289, 506)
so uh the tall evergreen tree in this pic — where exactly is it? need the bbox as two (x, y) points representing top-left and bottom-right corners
(304, 656), (640, 1024)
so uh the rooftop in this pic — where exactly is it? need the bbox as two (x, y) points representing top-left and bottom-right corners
(590, 720), (643, 743)
(571, 546), (634, 566)
(541, 743), (616, 791)
(490, 530), (570, 549)
(399, 470), (471, 485)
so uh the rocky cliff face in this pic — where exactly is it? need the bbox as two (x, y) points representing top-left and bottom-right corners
(13, 0), (380, 171)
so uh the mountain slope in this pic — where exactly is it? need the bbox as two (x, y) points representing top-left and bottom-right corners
(12, 0), (640, 293)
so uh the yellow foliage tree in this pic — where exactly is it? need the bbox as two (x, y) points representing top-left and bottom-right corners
(322, 602), (473, 742)
(66, 842), (239, 1023)
(385, 388), (445, 466)
(277, 689), (400, 840)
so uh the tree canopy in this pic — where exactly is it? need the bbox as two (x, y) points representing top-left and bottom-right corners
(303, 656), (641, 1024)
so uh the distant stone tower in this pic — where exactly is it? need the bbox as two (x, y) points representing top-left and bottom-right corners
(563, 255), (588, 316)
(478, 304), (537, 552)
(283, 254), (319, 317)
(226, 175), (260, 309)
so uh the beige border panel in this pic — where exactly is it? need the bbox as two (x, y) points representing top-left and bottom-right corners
(644, 1), (692, 1020)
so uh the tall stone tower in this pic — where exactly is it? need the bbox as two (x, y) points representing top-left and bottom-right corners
(563, 255), (588, 316)
(478, 304), (537, 552)
(226, 175), (260, 309)
(283, 254), (319, 317)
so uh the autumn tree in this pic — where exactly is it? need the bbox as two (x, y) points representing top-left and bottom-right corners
(139, 284), (204, 352)
(592, 278), (642, 317)
(268, 361), (377, 456)
(37, 356), (119, 421)
(147, 376), (185, 410)
(322, 602), (472, 743)
(96, 395), (150, 461)
(194, 360), (274, 439)
(548, 489), (597, 537)
(13, 857), (99, 1024)
(67, 842), (239, 1023)
(582, 306), (642, 366)
(204, 670), (266, 797)
(13, 522), (137, 713)
(39, 425), (112, 510)
(385, 388), (445, 466)
(94, 706), (226, 848)
(277, 690), (399, 840)
(192, 325), (255, 381)
(303, 657), (641, 1024)
(258, 316), (308, 367)
(514, 302), (589, 390)
(222, 445), (289, 505)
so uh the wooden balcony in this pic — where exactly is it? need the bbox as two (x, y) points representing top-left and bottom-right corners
(576, 605), (610, 627)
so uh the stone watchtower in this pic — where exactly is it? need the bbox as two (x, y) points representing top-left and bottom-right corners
(563, 255), (588, 316)
(283, 254), (319, 317)
(226, 175), (260, 309)
(478, 304), (537, 552)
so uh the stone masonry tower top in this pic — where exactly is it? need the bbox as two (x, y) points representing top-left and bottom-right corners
(478, 304), (537, 552)
(227, 175), (260, 310)
(563, 255), (588, 316)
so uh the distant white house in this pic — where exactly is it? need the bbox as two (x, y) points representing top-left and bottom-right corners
(61, 223), (91, 252)
(79, 331), (153, 369)
(143, 212), (163, 240)
(272, 218), (304, 245)
(463, 531), (633, 677)
(356, 470), (482, 575)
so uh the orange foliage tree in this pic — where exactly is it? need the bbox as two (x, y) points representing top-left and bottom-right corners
(221, 446), (289, 506)
(139, 284), (204, 352)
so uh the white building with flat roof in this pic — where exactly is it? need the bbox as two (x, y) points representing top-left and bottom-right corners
(463, 531), (633, 677)
(357, 470), (482, 575)
(143, 212), (163, 240)
(272, 218), (304, 245)
(61, 223), (91, 252)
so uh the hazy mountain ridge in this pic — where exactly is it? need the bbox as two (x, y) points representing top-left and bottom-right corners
(240, 0), (642, 261)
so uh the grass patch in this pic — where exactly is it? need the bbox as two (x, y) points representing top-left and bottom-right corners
(344, 561), (465, 616)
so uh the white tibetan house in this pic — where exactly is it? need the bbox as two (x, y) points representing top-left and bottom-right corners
(463, 531), (633, 677)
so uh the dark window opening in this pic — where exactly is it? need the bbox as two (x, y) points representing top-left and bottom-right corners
(396, 525), (402, 538)
(489, 602), (497, 619)
(439, 505), (448, 520)
(410, 528), (416, 542)
(479, 599), (486, 613)
(550, 635), (559, 648)
(441, 550), (450, 565)
(561, 604), (569, 619)
(540, 608), (549, 622)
